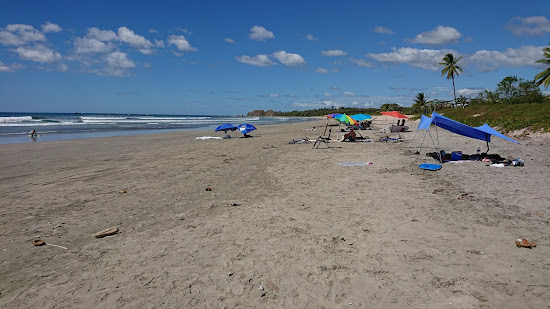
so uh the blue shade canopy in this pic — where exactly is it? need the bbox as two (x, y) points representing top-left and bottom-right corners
(417, 114), (432, 131)
(237, 123), (257, 134)
(215, 123), (238, 132)
(351, 114), (372, 121)
(427, 112), (517, 143)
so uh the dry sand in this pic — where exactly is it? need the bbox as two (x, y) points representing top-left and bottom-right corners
(1, 117), (549, 308)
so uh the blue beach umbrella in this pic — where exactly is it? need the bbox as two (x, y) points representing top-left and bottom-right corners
(351, 114), (372, 121)
(237, 123), (257, 135)
(215, 123), (238, 132)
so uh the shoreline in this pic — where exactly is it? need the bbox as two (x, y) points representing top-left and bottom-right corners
(1, 118), (548, 308)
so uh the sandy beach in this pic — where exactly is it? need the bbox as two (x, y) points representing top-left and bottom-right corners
(1, 117), (549, 308)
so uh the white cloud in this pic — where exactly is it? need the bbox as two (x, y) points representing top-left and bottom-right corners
(324, 92), (332, 97)
(224, 38), (235, 43)
(469, 45), (544, 72)
(167, 34), (197, 52)
(87, 27), (118, 41)
(269, 93), (279, 97)
(42, 22), (62, 33)
(154, 39), (164, 47)
(456, 88), (485, 97)
(373, 26), (394, 34)
(235, 54), (276, 67)
(148, 29), (159, 33)
(249, 26), (274, 41)
(12, 44), (62, 63)
(316, 67), (329, 74)
(368, 47), (454, 71)
(0, 60), (12, 72)
(307, 34), (316, 41)
(0, 24), (46, 46)
(105, 51), (135, 68)
(321, 49), (348, 57)
(118, 27), (154, 54)
(343, 91), (355, 96)
(350, 58), (374, 68)
(74, 37), (113, 54)
(507, 16), (550, 36)
(272, 51), (305, 66)
(409, 25), (461, 45)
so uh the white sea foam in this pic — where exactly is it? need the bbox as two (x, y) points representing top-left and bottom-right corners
(0, 116), (34, 123)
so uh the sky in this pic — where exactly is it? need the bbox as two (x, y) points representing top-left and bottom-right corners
(0, 0), (549, 116)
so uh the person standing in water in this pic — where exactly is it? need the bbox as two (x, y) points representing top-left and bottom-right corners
(30, 129), (38, 141)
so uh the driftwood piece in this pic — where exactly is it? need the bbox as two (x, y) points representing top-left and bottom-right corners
(94, 226), (119, 238)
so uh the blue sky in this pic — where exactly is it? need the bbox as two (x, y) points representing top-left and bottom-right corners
(1, 0), (549, 115)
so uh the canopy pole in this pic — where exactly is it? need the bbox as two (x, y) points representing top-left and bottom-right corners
(486, 133), (490, 153)
(433, 118), (441, 150)
(427, 129), (442, 163)
(416, 129), (429, 154)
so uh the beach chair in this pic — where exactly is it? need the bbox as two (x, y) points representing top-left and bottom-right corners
(313, 128), (333, 149)
(313, 136), (331, 148)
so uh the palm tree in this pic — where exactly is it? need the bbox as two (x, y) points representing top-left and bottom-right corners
(535, 43), (550, 89)
(439, 53), (463, 107)
(413, 92), (429, 114)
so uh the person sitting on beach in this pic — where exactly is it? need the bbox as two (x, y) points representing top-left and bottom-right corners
(341, 128), (356, 142)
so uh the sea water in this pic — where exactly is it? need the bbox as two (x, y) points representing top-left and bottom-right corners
(0, 112), (303, 144)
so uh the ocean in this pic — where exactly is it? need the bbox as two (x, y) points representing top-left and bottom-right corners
(0, 112), (304, 144)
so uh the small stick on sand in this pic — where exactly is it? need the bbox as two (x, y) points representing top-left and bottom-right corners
(94, 226), (119, 238)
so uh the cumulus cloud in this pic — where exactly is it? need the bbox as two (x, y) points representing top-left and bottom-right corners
(307, 34), (316, 41)
(104, 51), (135, 68)
(0, 24), (46, 46)
(456, 88), (486, 97)
(42, 22), (62, 33)
(469, 45), (544, 72)
(367, 47), (454, 71)
(0, 60), (12, 72)
(73, 27), (118, 55)
(272, 51), (305, 66)
(167, 34), (197, 52)
(343, 91), (355, 96)
(249, 25), (274, 41)
(74, 37), (113, 54)
(321, 49), (348, 56)
(235, 54), (276, 67)
(409, 25), (461, 45)
(154, 39), (164, 48)
(118, 27), (154, 54)
(316, 67), (329, 74)
(350, 58), (374, 68)
(507, 16), (550, 36)
(87, 27), (118, 41)
(373, 26), (394, 34)
(224, 37), (235, 43)
(12, 44), (62, 63)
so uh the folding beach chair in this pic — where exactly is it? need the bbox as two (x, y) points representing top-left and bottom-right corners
(312, 128), (333, 149)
